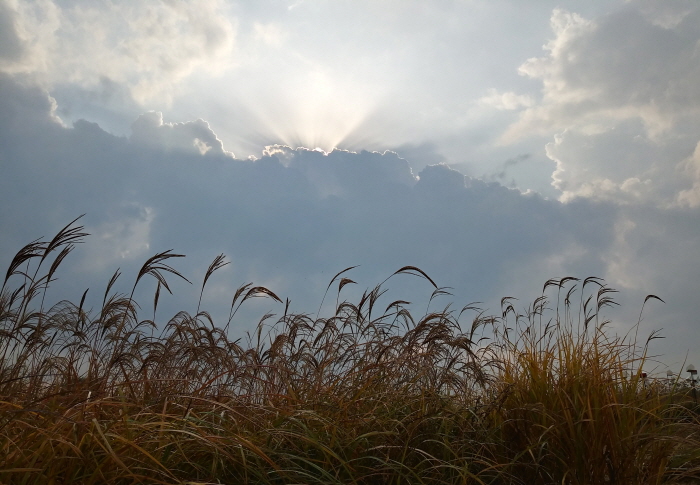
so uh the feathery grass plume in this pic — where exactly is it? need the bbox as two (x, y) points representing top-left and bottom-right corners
(1, 219), (699, 484)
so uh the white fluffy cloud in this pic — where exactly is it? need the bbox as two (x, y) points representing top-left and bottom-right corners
(503, 2), (700, 205)
(0, 0), (236, 103)
(512, 4), (700, 134)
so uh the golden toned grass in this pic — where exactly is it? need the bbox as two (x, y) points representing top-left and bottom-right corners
(1, 217), (699, 484)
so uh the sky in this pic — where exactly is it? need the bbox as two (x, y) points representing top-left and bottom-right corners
(1, 0), (699, 373)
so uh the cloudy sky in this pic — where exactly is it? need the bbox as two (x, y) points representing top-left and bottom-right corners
(1, 0), (699, 371)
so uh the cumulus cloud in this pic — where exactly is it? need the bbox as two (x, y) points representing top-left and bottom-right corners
(544, 121), (694, 204)
(2, 62), (700, 367)
(130, 111), (232, 157)
(511, 5), (700, 135)
(391, 142), (447, 174)
(0, 1), (24, 65)
(0, 0), (236, 103)
(0, 74), (616, 321)
(499, 1), (700, 205)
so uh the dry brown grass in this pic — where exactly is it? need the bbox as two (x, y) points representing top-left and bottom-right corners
(1, 217), (699, 484)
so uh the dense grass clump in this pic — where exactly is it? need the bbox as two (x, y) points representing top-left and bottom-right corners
(1, 218), (700, 484)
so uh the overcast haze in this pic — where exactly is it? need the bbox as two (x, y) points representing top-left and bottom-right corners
(1, 0), (699, 372)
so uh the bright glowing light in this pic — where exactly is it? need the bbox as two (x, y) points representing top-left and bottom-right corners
(234, 65), (383, 154)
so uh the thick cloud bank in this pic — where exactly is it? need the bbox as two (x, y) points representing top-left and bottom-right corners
(2, 73), (698, 368)
(2, 0), (700, 370)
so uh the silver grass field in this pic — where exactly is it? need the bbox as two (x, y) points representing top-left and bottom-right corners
(1, 217), (700, 484)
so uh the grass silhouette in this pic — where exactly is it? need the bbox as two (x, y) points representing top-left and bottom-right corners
(1, 217), (699, 484)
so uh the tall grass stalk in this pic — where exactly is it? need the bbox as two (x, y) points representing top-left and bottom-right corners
(1, 219), (699, 484)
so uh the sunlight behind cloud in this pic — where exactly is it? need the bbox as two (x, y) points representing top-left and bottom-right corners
(4, 0), (700, 372)
(236, 65), (381, 154)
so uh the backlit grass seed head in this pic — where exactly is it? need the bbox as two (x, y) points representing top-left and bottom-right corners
(0, 217), (696, 485)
